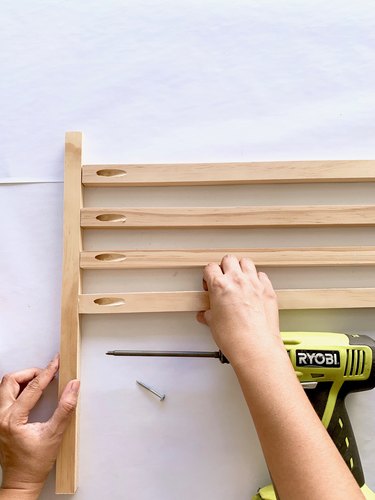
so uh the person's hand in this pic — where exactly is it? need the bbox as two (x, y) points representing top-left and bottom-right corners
(0, 355), (79, 499)
(197, 255), (284, 367)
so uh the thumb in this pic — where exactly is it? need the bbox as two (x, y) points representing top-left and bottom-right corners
(196, 309), (212, 326)
(47, 379), (80, 436)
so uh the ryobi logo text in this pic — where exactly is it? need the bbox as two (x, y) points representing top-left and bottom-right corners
(296, 350), (340, 368)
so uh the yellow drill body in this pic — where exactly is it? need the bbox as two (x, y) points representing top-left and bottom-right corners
(253, 331), (375, 500)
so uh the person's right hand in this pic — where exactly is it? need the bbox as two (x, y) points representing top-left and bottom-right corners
(197, 255), (285, 367)
(0, 355), (79, 499)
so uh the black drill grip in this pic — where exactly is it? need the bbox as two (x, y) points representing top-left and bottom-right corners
(305, 381), (364, 487)
(326, 391), (364, 487)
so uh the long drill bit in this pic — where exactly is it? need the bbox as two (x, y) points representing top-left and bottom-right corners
(106, 349), (229, 363)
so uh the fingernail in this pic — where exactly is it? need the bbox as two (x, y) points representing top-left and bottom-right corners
(70, 380), (80, 393)
(50, 353), (59, 368)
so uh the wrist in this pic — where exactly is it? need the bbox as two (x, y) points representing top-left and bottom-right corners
(232, 342), (302, 398)
(0, 491), (39, 500)
(225, 334), (287, 370)
(0, 480), (44, 500)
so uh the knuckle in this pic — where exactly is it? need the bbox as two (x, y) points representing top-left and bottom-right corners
(265, 287), (277, 300)
(0, 417), (8, 431)
(232, 275), (245, 286)
(61, 399), (76, 415)
(253, 282), (265, 296)
(261, 280), (277, 299)
(1, 373), (13, 384)
(204, 262), (217, 275)
(211, 276), (225, 289)
(27, 377), (41, 392)
(7, 415), (21, 432)
(241, 257), (253, 266)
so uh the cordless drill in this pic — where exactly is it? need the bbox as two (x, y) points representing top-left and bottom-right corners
(106, 331), (375, 498)
(253, 331), (375, 500)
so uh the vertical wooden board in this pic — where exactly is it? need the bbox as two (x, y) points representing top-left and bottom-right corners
(56, 132), (83, 494)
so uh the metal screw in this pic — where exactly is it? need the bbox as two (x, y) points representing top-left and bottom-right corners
(136, 380), (165, 401)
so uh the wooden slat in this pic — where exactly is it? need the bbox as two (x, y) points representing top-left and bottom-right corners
(78, 288), (375, 314)
(56, 132), (83, 494)
(80, 247), (375, 269)
(80, 205), (375, 229)
(82, 160), (375, 186)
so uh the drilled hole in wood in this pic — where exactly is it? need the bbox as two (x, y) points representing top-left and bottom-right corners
(96, 214), (127, 222)
(94, 253), (127, 262)
(97, 169), (127, 177)
(94, 297), (126, 306)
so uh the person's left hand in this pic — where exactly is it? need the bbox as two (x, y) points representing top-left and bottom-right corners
(0, 355), (79, 498)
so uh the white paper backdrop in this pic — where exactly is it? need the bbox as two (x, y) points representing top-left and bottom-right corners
(1, 1), (374, 499)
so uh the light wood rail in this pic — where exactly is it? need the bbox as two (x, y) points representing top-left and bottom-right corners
(81, 205), (375, 229)
(78, 288), (375, 314)
(80, 247), (375, 269)
(82, 160), (375, 186)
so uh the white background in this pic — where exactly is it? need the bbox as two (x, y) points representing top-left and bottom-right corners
(1, 1), (375, 499)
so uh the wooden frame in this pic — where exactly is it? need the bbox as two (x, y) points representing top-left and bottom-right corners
(57, 131), (375, 493)
(57, 132), (82, 493)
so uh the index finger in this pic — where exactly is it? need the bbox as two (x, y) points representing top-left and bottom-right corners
(14, 355), (59, 416)
(0, 368), (42, 404)
(221, 254), (242, 274)
(203, 262), (224, 290)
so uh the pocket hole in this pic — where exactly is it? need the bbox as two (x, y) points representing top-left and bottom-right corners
(97, 169), (127, 177)
(94, 297), (126, 306)
(95, 253), (127, 262)
(96, 214), (127, 223)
